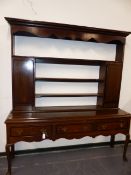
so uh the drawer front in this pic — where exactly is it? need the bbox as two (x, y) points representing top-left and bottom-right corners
(56, 123), (94, 134)
(97, 120), (128, 131)
(10, 125), (51, 137)
(56, 119), (128, 134)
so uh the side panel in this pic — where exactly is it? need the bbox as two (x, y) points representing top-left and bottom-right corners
(97, 63), (106, 106)
(13, 57), (35, 111)
(103, 63), (123, 108)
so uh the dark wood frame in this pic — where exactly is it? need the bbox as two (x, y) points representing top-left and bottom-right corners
(5, 17), (131, 175)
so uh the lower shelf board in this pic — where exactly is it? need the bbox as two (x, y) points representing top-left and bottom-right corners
(34, 105), (116, 112)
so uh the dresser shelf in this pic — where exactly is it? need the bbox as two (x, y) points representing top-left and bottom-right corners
(35, 56), (110, 65)
(35, 93), (103, 98)
(35, 77), (103, 82)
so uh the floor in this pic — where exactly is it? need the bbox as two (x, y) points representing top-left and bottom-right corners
(0, 145), (131, 175)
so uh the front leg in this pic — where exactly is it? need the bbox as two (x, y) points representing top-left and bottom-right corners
(110, 135), (115, 148)
(11, 144), (15, 159)
(5, 144), (12, 175)
(123, 134), (130, 161)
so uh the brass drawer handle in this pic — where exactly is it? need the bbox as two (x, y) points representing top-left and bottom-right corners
(120, 123), (124, 128)
(61, 127), (67, 132)
(102, 125), (107, 130)
(16, 129), (23, 135)
(83, 126), (88, 131)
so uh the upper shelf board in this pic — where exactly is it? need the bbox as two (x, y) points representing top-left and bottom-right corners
(5, 17), (131, 44)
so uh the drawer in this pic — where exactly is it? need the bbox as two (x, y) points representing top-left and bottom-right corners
(56, 123), (94, 134)
(56, 119), (128, 134)
(97, 120), (128, 131)
(10, 125), (51, 137)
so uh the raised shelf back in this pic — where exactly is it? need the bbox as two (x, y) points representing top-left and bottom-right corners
(5, 17), (131, 111)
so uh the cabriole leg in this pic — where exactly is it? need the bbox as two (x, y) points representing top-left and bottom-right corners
(11, 144), (15, 159)
(123, 134), (130, 161)
(6, 144), (12, 175)
(110, 135), (115, 148)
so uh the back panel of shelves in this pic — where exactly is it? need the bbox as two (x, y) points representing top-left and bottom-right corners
(35, 57), (102, 108)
